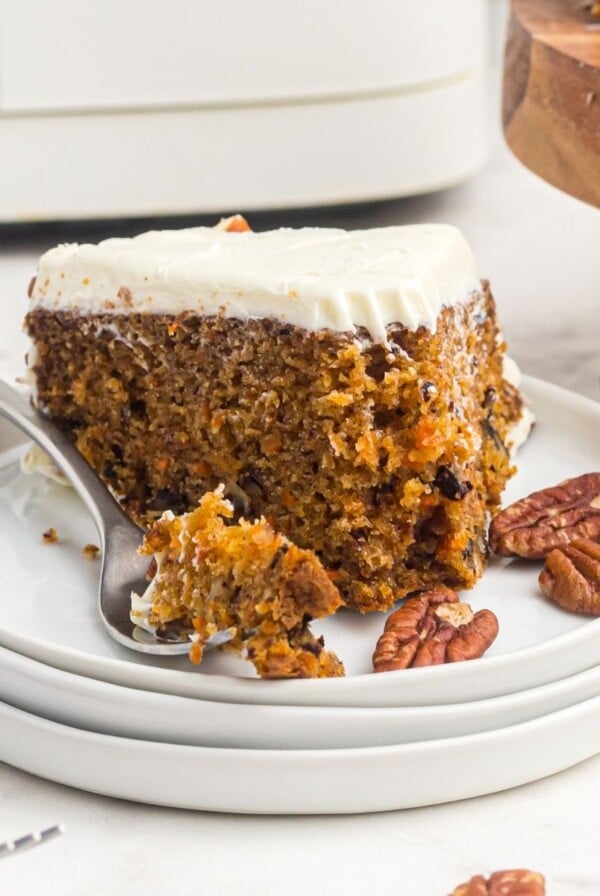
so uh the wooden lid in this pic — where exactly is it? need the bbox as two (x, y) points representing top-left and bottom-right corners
(503, 0), (600, 207)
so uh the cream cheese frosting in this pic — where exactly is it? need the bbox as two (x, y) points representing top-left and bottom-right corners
(30, 224), (480, 345)
(503, 355), (536, 456)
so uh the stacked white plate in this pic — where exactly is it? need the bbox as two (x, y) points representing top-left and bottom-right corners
(0, 376), (599, 814)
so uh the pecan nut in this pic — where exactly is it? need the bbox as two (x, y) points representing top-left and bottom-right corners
(372, 587), (498, 672)
(489, 472), (600, 559)
(450, 869), (545, 895)
(539, 538), (600, 615)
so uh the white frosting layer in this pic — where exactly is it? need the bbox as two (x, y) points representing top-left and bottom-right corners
(506, 405), (536, 456)
(502, 355), (536, 456)
(30, 224), (480, 344)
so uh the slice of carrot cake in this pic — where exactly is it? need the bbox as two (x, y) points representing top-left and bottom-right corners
(25, 218), (527, 612)
(131, 485), (344, 678)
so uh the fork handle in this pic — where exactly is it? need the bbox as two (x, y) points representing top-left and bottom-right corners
(0, 378), (133, 541)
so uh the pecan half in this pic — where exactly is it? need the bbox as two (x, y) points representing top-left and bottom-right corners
(539, 538), (600, 615)
(372, 587), (498, 672)
(450, 869), (545, 895)
(489, 472), (600, 559)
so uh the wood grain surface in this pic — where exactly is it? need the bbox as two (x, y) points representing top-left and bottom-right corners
(503, 0), (600, 207)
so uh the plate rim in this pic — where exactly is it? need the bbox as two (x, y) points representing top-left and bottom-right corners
(3, 688), (599, 758)
(2, 638), (600, 718)
(0, 692), (599, 813)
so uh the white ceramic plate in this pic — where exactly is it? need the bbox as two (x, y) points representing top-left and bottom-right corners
(1, 695), (599, 814)
(2, 644), (600, 749)
(0, 376), (598, 708)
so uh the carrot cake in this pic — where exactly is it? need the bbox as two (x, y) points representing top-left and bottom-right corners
(131, 485), (344, 678)
(25, 218), (527, 613)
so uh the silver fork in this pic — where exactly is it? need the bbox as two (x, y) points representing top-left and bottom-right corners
(0, 824), (65, 859)
(0, 379), (195, 655)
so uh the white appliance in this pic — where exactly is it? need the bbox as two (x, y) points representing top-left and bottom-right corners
(0, 0), (487, 222)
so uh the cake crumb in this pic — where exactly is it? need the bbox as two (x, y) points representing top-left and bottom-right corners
(133, 486), (345, 678)
(82, 543), (101, 560)
(42, 527), (59, 544)
(214, 214), (251, 233)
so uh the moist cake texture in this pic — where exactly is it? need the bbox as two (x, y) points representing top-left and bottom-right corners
(132, 486), (344, 678)
(25, 221), (525, 613)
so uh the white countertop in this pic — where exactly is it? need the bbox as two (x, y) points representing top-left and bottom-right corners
(1, 5), (599, 892)
(1, 754), (598, 896)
